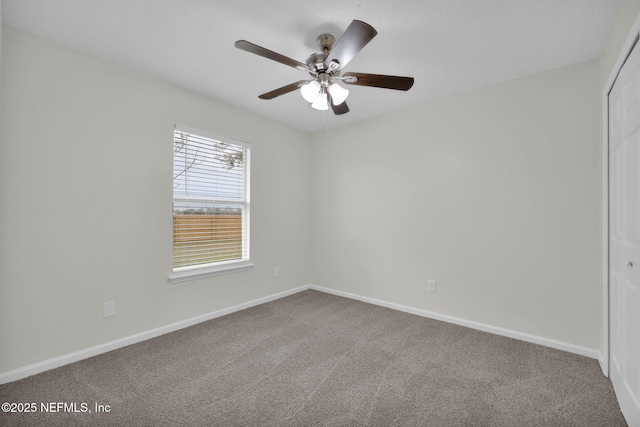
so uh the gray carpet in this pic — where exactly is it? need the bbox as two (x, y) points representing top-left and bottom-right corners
(0, 289), (628, 426)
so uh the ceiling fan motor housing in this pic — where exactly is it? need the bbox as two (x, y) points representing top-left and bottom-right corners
(306, 51), (328, 73)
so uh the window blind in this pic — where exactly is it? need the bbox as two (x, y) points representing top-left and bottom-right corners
(173, 125), (250, 270)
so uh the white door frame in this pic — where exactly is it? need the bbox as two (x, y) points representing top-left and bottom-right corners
(602, 13), (640, 378)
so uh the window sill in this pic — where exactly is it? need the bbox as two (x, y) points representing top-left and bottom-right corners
(168, 261), (254, 284)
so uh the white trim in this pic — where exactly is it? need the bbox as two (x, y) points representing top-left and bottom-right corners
(309, 285), (601, 360)
(169, 261), (254, 284)
(601, 11), (640, 379)
(602, 76), (610, 376)
(598, 351), (607, 375)
(0, 285), (307, 384)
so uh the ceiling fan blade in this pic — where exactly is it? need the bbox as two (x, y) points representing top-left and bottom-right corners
(328, 94), (350, 115)
(258, 80), (311, 100)
(235, 40), (314, 73)
(324, 20), (377, 71)
(342, 72), (414, 91)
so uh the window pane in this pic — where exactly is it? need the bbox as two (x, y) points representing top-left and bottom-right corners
(173, 202), (244, 268)
(172, 127), (250, 271)
(173, 132), (245, 201)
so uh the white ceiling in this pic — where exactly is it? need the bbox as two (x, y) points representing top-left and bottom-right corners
(3, 0), (620, 134)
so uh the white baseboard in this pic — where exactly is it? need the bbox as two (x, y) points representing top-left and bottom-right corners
(597, 351), (607, 376)
(1, 283), (602, 384)
(309, 284), (601, 361)
(0, 285), (308, 384)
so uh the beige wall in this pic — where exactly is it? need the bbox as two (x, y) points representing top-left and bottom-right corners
(0, 27), (311, 373)
(310, 60), (601, 349)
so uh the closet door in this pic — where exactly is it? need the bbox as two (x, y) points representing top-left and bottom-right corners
(609, 37), (640, 427)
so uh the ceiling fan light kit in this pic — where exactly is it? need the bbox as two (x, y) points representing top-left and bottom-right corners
(301, 73), (349, 111)
(328, 83), (349, 105)
(235, 20), (414, 115)
(311, 92), (329, 111)
(301, 80), (322, 103)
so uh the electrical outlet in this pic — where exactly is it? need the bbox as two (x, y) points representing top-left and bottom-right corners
(274, 267), (280, 278)
(103, 301), (116, 318)
(427, 280), (436, 293)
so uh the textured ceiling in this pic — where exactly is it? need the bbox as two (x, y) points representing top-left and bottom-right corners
(3, 0), (620, 134)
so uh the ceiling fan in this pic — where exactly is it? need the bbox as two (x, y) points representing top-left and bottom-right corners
(234, 20), (414, 115)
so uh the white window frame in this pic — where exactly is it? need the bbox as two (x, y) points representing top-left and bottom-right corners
(169, 125), (252, 283)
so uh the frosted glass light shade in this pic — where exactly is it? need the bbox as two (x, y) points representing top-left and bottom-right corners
(311, 94), (329, 111)
(301, 80), (321, 103)
(329, 83), (349, 105)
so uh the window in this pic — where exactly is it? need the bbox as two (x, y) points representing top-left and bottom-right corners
(169, 125), (252, 283)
